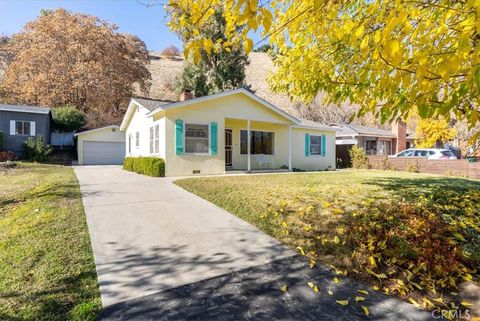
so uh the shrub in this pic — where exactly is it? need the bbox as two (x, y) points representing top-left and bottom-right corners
(406, 162), (420, 173)
(123, 157), (165, 177)
(376, 157), (396, 170)
(52, 106), (86, 132)
(161, 45), (181, 58)
(0, 151), (15, 161)
(349, 145), (370, 169)
(24, 135), (53, 162)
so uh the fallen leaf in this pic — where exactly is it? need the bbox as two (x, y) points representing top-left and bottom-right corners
(336, 299), (349, 306)
(408, 297), (420, 307)
(327, 288), (333, 295)
(280, 285), (288, 293)
(357, 289), (369, 295)
(355, 296), (366, 302)
(362, 306), (369, 316)
(296, 246), (306, 256)
(461, 301), (472, 307)
(333, 277), (340, 284)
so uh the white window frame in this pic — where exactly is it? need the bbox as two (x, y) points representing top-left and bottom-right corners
(240, 129), (275, 155)
(135, 131), (140, 148)
(14, 121), (31, 136)
(154, 124), (160, 154)
(309, 135), (322, 156)
(149, 126), (154, 154)
(184, 122), (210, 155)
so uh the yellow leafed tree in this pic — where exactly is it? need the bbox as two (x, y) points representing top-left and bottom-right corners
(415, 119), (457, 148)
(167, 0), (480, 135)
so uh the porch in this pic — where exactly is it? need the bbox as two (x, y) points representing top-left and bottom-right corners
(224, 118), (292, 172)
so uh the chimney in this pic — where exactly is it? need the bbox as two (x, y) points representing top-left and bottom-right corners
(180, 90), (193, 101)
(392, 120), (407, 153)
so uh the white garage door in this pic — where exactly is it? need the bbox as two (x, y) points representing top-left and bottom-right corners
(83, 141), (125, 165)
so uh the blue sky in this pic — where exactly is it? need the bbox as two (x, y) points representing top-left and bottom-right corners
(0, 0), (182, 51)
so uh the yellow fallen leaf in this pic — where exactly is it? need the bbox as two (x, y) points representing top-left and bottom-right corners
(280, 285), (288, 293)
(461, 301), (472, 307)
(362, 306), (369, 316)
(357, 289), (369, 295)
(308, 281), (314, 288)
(433, 297), (443, 303)
(309, 258), (316, 269)
(373, 286), (380, 291)
(336, 299), (349, 306)
(409, 297), (420, 307)
(296, 246), (306, 256)
(333, 277), (340, 284)
(369, 255), (377, 267)
(355, 296), (366, 302)
(333, 235), (340, 244)
(327, 288), (333, 295)
(281, 221), (288, 227)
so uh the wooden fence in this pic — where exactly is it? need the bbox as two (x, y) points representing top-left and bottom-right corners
(367, 155), (480, 180)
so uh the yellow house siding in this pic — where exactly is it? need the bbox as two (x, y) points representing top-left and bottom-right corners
(291, 127), (336, 170)
(161, 93), (295, 177)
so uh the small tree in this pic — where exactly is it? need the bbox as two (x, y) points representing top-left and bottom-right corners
(24, 135), (53, 162)
(349, 146), (370, 169)
(161, 45), (181, 58)
(51, 106), (86, 132)
(415, 119), (457, 148)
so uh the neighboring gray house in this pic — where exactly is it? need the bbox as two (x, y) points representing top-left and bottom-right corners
(334, 123), (415, 164)
(0, 104), (51, 155)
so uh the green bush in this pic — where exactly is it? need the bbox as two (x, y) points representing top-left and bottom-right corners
(52, 106), (86, 132)
(123, 157), (165, 177)
(24, 135), (53, 162)
(349, 145), (370, 169)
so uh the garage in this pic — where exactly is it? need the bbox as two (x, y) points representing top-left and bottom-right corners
(75, 125), (126, 165)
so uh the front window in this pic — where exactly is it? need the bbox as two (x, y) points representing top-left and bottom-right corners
(135, 132), (140, 148)
(240, 130), (274, 155)
(154, 124), (160, 154)
(309, 135), (322, 156)
(149, 127), (154, 154)
(185, 124), (209, 154)
(365, 140), (377, 155)
(15, 121), (31, 136)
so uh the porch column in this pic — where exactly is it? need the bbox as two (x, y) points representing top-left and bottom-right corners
(247, 120), (251, 172)
(288, 125), (292, 170)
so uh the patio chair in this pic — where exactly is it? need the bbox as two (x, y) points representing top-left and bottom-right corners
(254, 154), (275, 169)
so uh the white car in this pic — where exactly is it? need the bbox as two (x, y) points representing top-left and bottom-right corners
(390, 148), (457, 160)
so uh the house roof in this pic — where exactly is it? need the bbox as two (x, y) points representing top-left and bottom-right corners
(0, 104), (51, 115)
(336, 124), (396, 138)
(295, 119), (340, 132)
(122, 88), (337, 132)
(131, 97), (175, 112)
(144, 88), (301, 124)
(74, 125), (120, 137)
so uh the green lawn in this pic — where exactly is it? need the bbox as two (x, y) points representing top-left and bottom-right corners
(175, 170), (480, 312)
(0, 163), (101, 321)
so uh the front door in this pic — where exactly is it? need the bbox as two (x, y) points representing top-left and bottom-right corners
(225, 129), (233, 167)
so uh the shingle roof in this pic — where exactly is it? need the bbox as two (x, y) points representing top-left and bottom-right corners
(296, 119), (338, 131)
(0, 104), (51, 114)
(337, 124), (395, 137)
(131, 97), (174, 112)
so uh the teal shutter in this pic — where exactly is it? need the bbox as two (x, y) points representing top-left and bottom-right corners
(321, 134), (326, 156)
(304, 133), (310, 156)
(210, 122), (218, 155)
(175, 119), (184, 155)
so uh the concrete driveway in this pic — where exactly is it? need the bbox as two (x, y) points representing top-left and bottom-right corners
(74, 165), (293, 307)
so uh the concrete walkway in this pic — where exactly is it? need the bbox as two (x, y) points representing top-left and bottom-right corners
(74, 166), (293, 307)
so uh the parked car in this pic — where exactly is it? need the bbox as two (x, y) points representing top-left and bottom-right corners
(390, 148), (457, 160)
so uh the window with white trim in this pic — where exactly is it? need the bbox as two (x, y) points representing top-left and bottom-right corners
(240, 130), (274, 155)
(15, 121), (31, 136)
(149, 127), (154, 154)
(185, 124), (209, 154)
(135, 131), (140, 148)
(309, 135), (322, 155)
(154, 124), (160, 154)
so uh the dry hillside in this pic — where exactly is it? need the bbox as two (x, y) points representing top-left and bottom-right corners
(142, 51), (299, 116)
